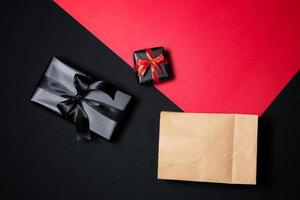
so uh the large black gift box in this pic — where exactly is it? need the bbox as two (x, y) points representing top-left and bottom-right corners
(31, 57), (132, 140)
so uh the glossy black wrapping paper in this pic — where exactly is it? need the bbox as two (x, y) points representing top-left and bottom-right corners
(31, 57), (132, 140)
(133, 47), (170, 84)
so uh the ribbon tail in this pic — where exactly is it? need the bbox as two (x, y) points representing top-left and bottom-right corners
(57, 100), (91, 140)
(152, 62), (163, 73)
(138, 65), (149, 76)
(150, 66), (160, 83)
(75, 104), (91, 140)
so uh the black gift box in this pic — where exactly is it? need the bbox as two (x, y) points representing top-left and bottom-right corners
(31, 57), (132, 140)
(133, 47), (170, 84)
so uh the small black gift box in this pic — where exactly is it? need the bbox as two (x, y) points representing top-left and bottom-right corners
(133, 47), (170, 84)
(31, 57), (132, 140)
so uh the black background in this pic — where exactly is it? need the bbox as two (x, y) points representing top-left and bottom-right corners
(0, 1), (299, 199)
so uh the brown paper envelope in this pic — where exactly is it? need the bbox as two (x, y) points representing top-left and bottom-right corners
(157, 112), (258, 184)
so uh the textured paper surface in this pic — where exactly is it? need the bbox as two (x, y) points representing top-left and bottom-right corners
(158, 112), (258, 184)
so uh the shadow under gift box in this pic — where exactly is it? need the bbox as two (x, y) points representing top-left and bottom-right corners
(31, 57), (132, 140)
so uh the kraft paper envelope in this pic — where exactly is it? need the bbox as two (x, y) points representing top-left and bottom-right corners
(158, 112), (258, 184)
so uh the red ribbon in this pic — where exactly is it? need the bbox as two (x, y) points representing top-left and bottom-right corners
(134, 49), (167, 83)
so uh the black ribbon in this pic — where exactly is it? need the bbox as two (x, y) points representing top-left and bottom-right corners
(39, 73), (122, 140)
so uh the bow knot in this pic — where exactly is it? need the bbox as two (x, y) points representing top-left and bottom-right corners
(74, 94), (84, 102)
(53, 74), (122, 140)
(134, 49), (167, 83)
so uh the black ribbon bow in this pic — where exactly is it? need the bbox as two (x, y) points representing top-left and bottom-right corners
(40, 74), (122, 140)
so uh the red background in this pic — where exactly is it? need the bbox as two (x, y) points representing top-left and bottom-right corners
(55, 0), (300, 115)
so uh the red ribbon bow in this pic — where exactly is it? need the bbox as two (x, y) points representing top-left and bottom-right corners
(134, 49), (167, 83)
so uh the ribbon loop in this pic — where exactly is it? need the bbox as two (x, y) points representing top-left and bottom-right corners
(73, 74), (91, 95)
